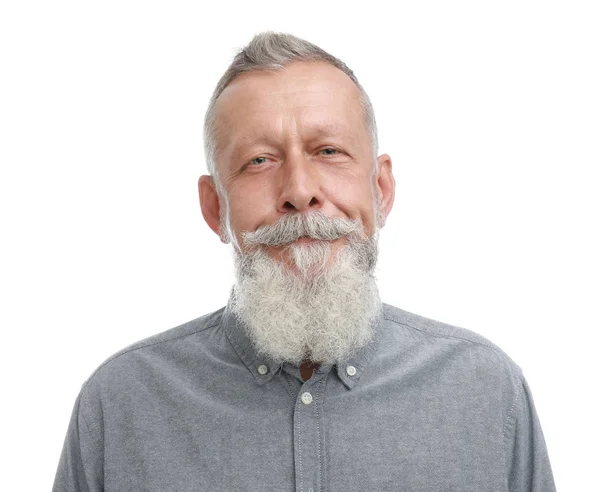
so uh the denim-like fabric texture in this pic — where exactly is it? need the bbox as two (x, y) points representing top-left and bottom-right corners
(53, 302), (555, 491)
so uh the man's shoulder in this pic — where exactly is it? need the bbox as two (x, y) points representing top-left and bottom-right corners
(381, 303), (524, 380)
(382, 303), (509, 352)
(82, 306), (226, 387)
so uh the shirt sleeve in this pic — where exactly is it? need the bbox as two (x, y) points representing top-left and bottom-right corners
(504, 373), (556, 492)
(53, 386), (104, 492)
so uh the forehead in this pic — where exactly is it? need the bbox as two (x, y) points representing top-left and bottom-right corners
(212, 61), (367, 156)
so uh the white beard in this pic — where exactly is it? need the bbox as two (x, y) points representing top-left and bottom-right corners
(230, 230), (382, 366)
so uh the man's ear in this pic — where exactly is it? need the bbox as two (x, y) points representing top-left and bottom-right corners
(198, 175), (229, 243)
(375, 154), (395, 227)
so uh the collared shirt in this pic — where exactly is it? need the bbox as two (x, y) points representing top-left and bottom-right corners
(53, 302), (556, 491)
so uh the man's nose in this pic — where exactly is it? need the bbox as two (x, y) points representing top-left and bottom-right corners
(276, 151), (324, 213)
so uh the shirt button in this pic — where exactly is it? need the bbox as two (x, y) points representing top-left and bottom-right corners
(257, 365), (268, 375)
(301, 392), (313, 405)
(346, 365), (357, 376)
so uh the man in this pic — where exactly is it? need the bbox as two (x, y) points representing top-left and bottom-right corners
(54, 32), (555, 491)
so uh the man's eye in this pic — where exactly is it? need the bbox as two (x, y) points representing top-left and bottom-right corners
(248, 156), (268, 166)
(320, 148), (339, 156)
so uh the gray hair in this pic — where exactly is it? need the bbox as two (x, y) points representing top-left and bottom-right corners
(203, 31), (379, 191)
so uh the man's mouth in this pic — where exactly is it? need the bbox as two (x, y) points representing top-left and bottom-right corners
(295, 236), (320, 245)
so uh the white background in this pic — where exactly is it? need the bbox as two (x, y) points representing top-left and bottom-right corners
(1, 1), (598, 489)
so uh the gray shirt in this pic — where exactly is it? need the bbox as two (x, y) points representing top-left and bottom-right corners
(53, 302), (556, 491)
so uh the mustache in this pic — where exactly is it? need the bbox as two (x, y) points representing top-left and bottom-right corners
(241, 211), (363, 248)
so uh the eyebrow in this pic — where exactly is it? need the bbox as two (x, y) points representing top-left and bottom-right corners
(230, 123), (355, 154)
(305, 122), (358, 141)
(309, 123), (349, 136)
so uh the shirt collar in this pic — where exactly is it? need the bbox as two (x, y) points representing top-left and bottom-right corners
(220, 290), (384, 390)
(220, 296), (282, 386)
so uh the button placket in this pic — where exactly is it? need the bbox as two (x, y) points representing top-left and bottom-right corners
(293, 375), (326, 492)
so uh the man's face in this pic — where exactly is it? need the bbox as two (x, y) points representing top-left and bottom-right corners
(200, 61), (394, 266)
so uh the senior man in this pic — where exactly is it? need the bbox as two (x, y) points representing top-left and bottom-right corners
(54, 32), (555, 491)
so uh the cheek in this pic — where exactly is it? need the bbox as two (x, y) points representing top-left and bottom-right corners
(226, 184), (274, 232)
(325, 176), (375, 219)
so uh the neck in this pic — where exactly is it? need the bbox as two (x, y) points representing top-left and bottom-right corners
(300, 360), (320, 382)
